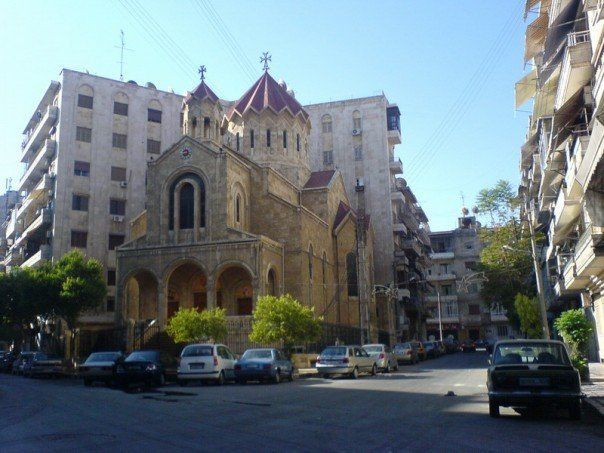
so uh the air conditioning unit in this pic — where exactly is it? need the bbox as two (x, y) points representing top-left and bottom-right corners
(352, 129), (362, 136)
(355, 177), (364, 191)
(119, 181), (128, 188)
(111, 215), (124, 223)
(48, 189), (54, 197)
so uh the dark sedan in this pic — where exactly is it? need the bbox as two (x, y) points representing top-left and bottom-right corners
(24, 352), (63, 378)
(115, 350), (172, 388)
(234, 348), (294, 384)
(461, 340), (477, 352)
(487, 340), (582, 419)
(80, 351), (125, 386)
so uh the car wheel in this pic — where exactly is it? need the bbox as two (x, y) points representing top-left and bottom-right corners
(321, 374), (330, 379)
(569, 401), (582, 420)
(370, 364), (377, 376)
(216, 371), (225, 386)
(84, 378), (92, 387)
(350, 367), (359, 379)
(393, 362), (399, 372)
(489, 399), (500, 418)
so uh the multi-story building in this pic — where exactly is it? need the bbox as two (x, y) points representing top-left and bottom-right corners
(427, 216), (515, 342)
(0, 189), (20, 267)
(3, 69), (182, 329)
(306, 96), (432, 341)
(517, 0), (604, 361)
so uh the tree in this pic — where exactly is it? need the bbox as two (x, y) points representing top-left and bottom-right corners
(166, 307), (227, 344)
(249, 294), (322, 350)
(514, 294), (542, 339)
(554, 309), (594, 378)
(476, 180), (519, 226)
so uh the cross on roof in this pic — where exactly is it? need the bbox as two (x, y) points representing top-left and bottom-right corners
(260, 52), (271, 72)
(198, 65), (206, 81)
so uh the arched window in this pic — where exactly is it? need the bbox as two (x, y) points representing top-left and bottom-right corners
(267, 268), (277, 296)
(321, 114), (332, 133)
(250, 129), (255, 148)
(282, 130), (287, 149)
(266, 129), (271, 147)
(169, 173), (206, 230)
(296, 133), (300, 152)
(308, 244), (314, 279)
(179, 183), (195, 229)
(235, 194), (241, 223)
(346, 253), (358, 297)
(236, 132), (240, 151)
(203, 117), (211, 138)
(353, 110), (362, 130)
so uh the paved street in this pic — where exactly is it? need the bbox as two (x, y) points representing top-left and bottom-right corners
(1, 351), (602, 452)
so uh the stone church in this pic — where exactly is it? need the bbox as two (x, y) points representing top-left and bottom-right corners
(116, 68), (376, 335)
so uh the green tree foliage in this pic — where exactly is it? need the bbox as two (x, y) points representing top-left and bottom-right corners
(476, 180), (519, 226)
(514, 294), (542, 339)
(249, 294), (322, 349)
(554, 309), (594, 375)
(166, 307), (227, 344)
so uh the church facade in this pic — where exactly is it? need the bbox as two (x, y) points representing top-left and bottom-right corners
(115, 69), (376, 337)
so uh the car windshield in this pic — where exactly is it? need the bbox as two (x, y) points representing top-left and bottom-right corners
(126, 351), (157, 362)
(242, 349), (273, 360)
(363, 346), (382, 353)
(396, 343), (411, 349)
(321, 347), (347, 356)
(493, 343), (570, 365)
(86, 352), (121, 363)
(181, 346), (213, 357)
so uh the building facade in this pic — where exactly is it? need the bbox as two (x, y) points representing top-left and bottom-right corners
(305, 96), (432, 341)
(517, 0), (604, 361)
(2, 69), (183, 329)
(427, 216), (515, 343)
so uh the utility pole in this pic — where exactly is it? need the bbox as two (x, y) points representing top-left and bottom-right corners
(436, 289), (443, 342)
(356, 183), (370, 344)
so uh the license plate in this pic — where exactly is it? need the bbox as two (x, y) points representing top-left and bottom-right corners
(247, 364), (259, 369)
(190, 363), (205, 370)
(519, 377), (549, 386)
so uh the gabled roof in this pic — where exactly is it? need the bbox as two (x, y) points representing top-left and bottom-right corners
(303, 170), (336, 189)
(332, 201), (371, 233)
(184, 80), (219, 104)
(226, 71), (309, 121)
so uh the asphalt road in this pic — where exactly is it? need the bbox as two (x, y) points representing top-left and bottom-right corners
(1, 351), (602, 452)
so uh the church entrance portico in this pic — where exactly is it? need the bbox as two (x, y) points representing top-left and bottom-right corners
(123, 269), (159, 323)
(166, 260), (208, 319)
(215, 264), (256, 316)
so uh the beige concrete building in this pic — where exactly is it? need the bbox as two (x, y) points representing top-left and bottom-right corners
(2, 69), (183, 328)
(305, 96), (432, 341)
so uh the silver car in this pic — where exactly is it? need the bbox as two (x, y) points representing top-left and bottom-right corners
(363, 344), (398, 372)
(80, 351), (125, 386)
(393, 342), (419, 364)
(316, 345), (377, 379)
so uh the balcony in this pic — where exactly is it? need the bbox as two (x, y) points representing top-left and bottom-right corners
(552, 186), (582, 243)
(565, 136), (589, 199)
(5, 209), (21, 239)
(426, 272), (456, 282)
(425, 294), (457, 303)
(462, 314), (482, 325)
(563, 225), (604, 290)
(416, 228), (430, 246)
(21, 244), (52, 268)
(18, 139), (56, 192)
(21, 105), (59, 164)
(426, 314), (460, 324)
(391, 189), (404, 204)
(16, 173), (53, 221)
(430, 251), (454, 260)
(555, 31), (592, 110)
(13, 208), (52, 250)
(4, 248), (24, 267)
(401, 237), (422, 256)
(393, 221), (407, 235)
(490, 312), (509, 322)
(389, 157), (403, 174)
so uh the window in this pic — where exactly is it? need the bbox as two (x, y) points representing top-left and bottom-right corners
(180, 113), (184, 127)
(445, 301), (458, 317)
(442, 284), (453, 296)
(465, 261), (476, 271)
(323, 150), (333, 165)
(321, 115), (332, 133)
(354, 145), (363, 161)
(346, 253), (358, 297)
(76, 126), (92, 143)
(236, 132), (240, 151)
(109, 199), (126, 216)
(296, 133), (300, 152)
(107, 269), (116, 286)
(497, 325), (509, 337)
(468, 304), (480, 315)
(146, 139), (161, 154)
(179, 183), (195, 229)
(148, 108), (162, 123)
(267, 269), (277, 296)
(353, 111), (362, 130)
(266, 129), (271, 147)
(113, 101), (128, 116)
(465, 242), (473, 249)
(250, 129), (255, 148)
(440, 263), (449, 274)
(78, 94), (93, 109)
(72, 194), (89, 211)
(283, 130), (287, 148)
(106, 297), (115, 312)
(111, 166), (127, 181)
(71, 230), (88, 248)
(112, 133), (127, 149)
(74, 161), (90, 177)
(235, 195), (241, 223)
(169, 173), (205, 230)
(108, 234), (125, 250)
(308, 244), (314, 279)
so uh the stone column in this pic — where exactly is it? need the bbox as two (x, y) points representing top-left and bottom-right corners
(206, 279), (216, 309)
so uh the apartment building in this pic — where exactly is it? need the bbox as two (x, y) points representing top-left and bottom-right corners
(2, 69), (182, 328)
(518, 0), (604, 361)
(427, 216), (515, 342)
(0, 189), (20, 267)
(306, 96), (432, 341)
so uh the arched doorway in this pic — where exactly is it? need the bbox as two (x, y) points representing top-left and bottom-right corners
(124, 270), (159, 322)
(215, 265), (254, 316)
(166, 262), (207, 319)
(267, 268), (277, 296)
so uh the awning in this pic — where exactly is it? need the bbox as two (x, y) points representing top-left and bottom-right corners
(525, 13), (549, 62)
(532, 65), (560, 122)
(521, 133), (539, 166)
(551, 87), (585, 147)
(525, 0), (552, 19)
(577, 118), (604, 189)
(515, 69), (538, 108)
(543, 0), (581, 64)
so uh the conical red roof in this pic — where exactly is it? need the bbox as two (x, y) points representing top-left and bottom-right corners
(184, 80), (219, 104)
(226, 71), (308, 121)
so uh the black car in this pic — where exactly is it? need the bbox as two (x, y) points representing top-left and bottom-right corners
(487, 340), (582, 419)
(443, 339), (459, 353)
(115, 350), (173, 388)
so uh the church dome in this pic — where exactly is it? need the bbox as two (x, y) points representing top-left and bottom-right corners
(184, 80), (219, 104)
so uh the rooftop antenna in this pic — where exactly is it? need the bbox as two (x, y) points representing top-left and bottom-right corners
(115, 30), (133, 81)
(6, 178), (12, 191)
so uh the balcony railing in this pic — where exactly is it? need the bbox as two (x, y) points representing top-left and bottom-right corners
(389, 157), (403, 174)
(568, 31), (590, 47)
(430, 251), (454, 260)
(21, 105), (59, 163)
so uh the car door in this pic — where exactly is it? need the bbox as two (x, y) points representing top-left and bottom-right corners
(222, 346), (236, 379)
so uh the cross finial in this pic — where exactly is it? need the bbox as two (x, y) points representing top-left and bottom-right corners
(198, 65), (206, 81)
(260, 52), (271, 72)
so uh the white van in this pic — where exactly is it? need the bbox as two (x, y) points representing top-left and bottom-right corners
(177, 343), (237, 385)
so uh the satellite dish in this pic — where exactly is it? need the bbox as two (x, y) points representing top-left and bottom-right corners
(472, 206), (479, 214)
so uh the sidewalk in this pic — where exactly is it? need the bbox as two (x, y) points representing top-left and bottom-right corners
(297, 368), (317, 377)
(583, 362), (604, 416)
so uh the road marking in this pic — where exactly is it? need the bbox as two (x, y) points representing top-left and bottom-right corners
(454, 383), (465, 387)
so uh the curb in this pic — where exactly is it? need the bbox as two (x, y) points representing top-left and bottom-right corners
(585, 397), (604, 417)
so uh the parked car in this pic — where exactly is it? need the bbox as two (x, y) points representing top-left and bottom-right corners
(487, 340), (582, 419)
(393, 342), (419, 364)
(461, 340), (477, 353)
(234, 348), (294, 384)
(80, 351), (125, 386)
(316, 345), (377, 379)
(423, 341), (438, 359)
(443, 338), (459, 353)
(12, 352), (35, 375)
(412, 341), (427, 361)
(434, 341), (446, 356)
(0, 351), (16, 373)
(24, 352), (63, 378)
(363, 344), (398, 372)
(116, 350), (174, 388)
(177, 343), (236, 385)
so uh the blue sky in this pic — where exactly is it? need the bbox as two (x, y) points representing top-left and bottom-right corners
(0, 0), (529, 231)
